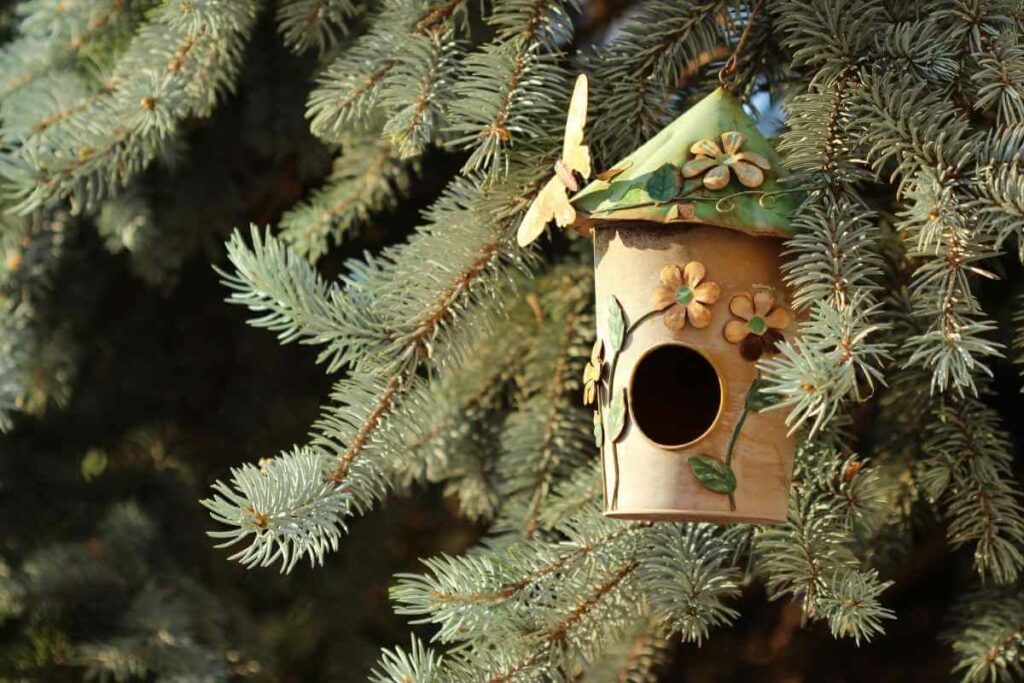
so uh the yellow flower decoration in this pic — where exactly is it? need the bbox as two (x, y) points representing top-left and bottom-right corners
(650, 262), (721, 332)
(723, 290), (791, 361)
(682, 131), (772, 191)
(582, 338), (604, 406)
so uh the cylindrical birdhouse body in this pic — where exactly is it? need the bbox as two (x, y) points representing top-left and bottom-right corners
(529, 85), (805, 525)
(593, 223), (794, 523)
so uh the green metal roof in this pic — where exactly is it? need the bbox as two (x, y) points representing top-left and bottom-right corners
(572, 88), (798, 238)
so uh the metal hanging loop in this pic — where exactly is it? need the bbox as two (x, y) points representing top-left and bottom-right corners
(718, 0), (764, 91)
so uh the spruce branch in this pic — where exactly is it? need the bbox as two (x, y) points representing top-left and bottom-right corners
(0, 0), (149, 101)
(448, 41), (566, 175)
(899, 175), (1003, 395)
(494, 267), (593, 537)
(816, 568), (895, 646)
(580, 617), (670, 683)
(316, 372), (408, 494)
(639, 524), (744, 645)
(207, 163), (545, 569)
(971, 38), (1024, 128)
(587, 0), (730, 161)
(782, 196), (884, 311)
(279, 131), (417, 261)
(391, 512), (648, 643)
(202, 447), (352, 572)
(873, 17), (959, 85)
(940, 0), (1017, 58)
(467, 558), (642, 682)
(762, 193), (889, 436)
(973, 164), (1024, 259)
(276, 0), (361, 54)
(538, 463), (602, 529)
(778, 76), (873, 189)
(920, 394), (1024, 584)
(2, 0), (262, 214)
(364, 169), (540, 374)
(1, 71), (97, 144)
(218, 226), (386, 374)
(946, 585), (1024, 683)
(388, 284), (547, 517)
(755, 445), (895, 641)
(770, 0), (883, 86)
(853, 69), (973, 185)
(446, 0), (578, 174)
(760, 299), (888, 436)
(379, 27), (461, 158)
(306, 0), (468, 144)
(371, 635), (445, 683)
(851, 70), (1006, 395)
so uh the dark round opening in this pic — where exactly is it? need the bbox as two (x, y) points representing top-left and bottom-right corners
(630, 344), (722, 447)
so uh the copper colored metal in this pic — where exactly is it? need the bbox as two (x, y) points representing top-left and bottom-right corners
(594, 223), (795, 524)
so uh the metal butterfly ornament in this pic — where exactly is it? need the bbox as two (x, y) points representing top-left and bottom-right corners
(516, 74), (592, 247)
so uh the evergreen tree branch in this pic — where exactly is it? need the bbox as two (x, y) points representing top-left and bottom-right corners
(920, 393), (1024, 584)
(306, 0), (468, 144)
(0, 0), (150, 101)
(276, 0), (361, 54)
(218, 226), (386, 374)
(448, 0), (576, 174)
(279, 131), (417, 261)
(371, 635), (445, 682)
(202, 447), (352, 572)
(579, 617), (670, 683)
(946, 585), (1024, 683)
(755, 442), (894, 641)
(2, 0), (262, 214)
(379, 27), (461, 158)
(639, 524), (744, 645)
(588, 0), (730, 161)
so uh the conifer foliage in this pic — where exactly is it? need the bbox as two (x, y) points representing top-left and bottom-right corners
(2, 0), (1024, 680)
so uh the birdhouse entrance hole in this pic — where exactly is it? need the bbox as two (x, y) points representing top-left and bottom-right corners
(629, 343), (722, 448)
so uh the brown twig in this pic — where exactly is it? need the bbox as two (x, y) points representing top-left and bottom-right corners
(427, 523), (645, 605)
(487, 560), (640, 683)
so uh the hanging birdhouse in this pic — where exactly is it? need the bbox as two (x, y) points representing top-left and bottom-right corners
(519, 77), (801, 524)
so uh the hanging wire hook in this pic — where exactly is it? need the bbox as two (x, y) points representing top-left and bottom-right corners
(718, 0), (765, 90)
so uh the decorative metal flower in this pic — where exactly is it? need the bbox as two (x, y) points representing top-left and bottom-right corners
(723, 290), (791, 361)
(582, 338), (604, 406)
(650, 262), (721, 332)
(682, 131), (772, 191)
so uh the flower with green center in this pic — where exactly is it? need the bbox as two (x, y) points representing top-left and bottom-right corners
(681, 131), (772, 191)
(650, 261), (721, 332)
(723, 290), (791, 361)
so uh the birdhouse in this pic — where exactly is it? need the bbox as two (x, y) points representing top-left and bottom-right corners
(519, 78), (801, 524)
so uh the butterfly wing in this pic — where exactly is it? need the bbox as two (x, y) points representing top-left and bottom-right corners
(516, 75), (591, 247)
(517, 176), (575, 246)
(561, 74), (591, 179)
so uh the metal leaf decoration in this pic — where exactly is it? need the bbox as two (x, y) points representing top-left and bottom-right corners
(746, 377), (778, 411)
(645, 163), (680, 202)
(607, 296), (625, 353)
(620, 184), (649, 206)
(593, 410), (604, 447)
(606, 390), (627, 442)
(688, 455), (737, 494)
